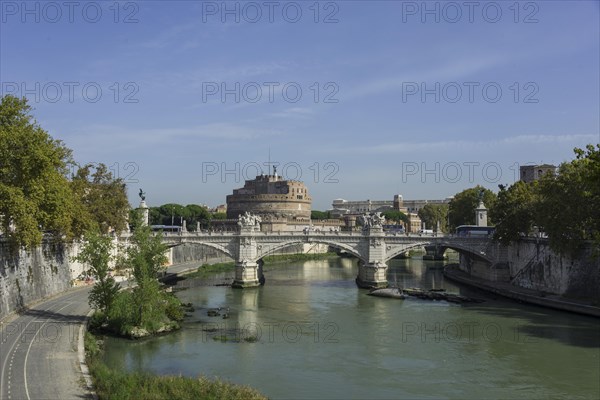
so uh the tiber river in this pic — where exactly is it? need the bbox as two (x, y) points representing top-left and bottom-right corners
(103, 256), (600, 400)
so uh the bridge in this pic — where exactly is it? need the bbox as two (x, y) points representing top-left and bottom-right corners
(157, 213), (507, 288)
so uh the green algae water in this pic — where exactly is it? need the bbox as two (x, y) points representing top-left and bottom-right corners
(102, 257), (600, 399)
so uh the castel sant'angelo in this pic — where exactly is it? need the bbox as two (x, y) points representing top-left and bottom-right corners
(226, 166), (313, 231)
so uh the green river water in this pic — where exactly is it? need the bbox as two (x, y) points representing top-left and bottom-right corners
(102, 256), (600, 400)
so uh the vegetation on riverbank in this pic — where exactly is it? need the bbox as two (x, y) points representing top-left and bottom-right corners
(186, 261), (236, 278)
(84, 332), (267, 400)
(80, 213), (186, 339)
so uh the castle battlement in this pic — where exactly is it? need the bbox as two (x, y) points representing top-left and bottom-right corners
(226, 174), (312, 224)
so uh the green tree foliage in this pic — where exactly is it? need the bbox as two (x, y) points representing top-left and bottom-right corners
(0, 95), (75, 248)
(489, 145), (599, 256)
(0, 95), (130, 248)
(70, 163), (129, 235)
(418, 204), (449, 232)
(448, 186), (496, 230)
(382, 210), (408, 224)
(148, 207), (161, 225)
(489, 181), (539, 245)
(73, 231), (120, 315)
(311, 210), (331, 219)
(211, 212), (227, 220)
(536, 144), (600, 255)
(150, 203), (211, 230)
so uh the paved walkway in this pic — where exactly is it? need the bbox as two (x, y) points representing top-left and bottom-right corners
(443, 267), (600, 317)
(0, 262), (201, 400)
(0, 287), (92, 400)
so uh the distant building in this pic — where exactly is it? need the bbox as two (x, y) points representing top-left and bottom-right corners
(329, 195), (451, 233)
(331, 198), (393, 215)
(212, 204), (227, 214)
(519, 164), (556, 183)
(331, 195), (451, 216)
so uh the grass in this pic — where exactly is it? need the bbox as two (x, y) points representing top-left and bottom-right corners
(185, 262), (236, 278)
(85, 332), (267, 400)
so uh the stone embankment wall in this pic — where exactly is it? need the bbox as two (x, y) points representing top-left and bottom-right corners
(508, 240), (599, 300)
(0, 240), (76, 320)
(459, 239), (599, 301)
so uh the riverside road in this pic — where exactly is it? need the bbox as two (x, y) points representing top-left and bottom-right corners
(0, 261), (200, 400)
(0, 287), (92, 400)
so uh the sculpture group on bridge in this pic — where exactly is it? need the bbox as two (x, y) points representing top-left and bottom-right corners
(237, 212), (262, 228)
(360, 212), (386, 230)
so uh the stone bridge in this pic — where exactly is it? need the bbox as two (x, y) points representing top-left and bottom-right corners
(158, 216), (507, 288)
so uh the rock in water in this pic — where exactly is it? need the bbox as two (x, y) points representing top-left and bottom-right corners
(367, 288), (407, 299)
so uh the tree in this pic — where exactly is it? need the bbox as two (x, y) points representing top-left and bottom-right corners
(489, 181), (539, 245)
(311, 210), (331, 220)
(0, 95), (75, 248)
(185, 204), (211, 229)
(537, 144), (600, 255)
(70, 163), (129, 235)
(158, 203), (188, 225)
(124, 211), (170, 331)
(382, 210), (408, 224)
(448, 186), (496, 230)
(418, 204), (449, 232)
(73, 231), (120, 316)
(150, 203), (211, 230)
(148, 207), (161, 225)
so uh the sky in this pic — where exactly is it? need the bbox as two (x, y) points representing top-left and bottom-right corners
(1, 0), (599, 210)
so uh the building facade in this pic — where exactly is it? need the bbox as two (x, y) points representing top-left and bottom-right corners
(331, 195), (451, 216)
(330, 195), (452, 233)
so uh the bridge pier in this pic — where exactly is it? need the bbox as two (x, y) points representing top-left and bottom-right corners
(356, 223), (389, 288)
(356, 261), (388, 289)
(232, 260), (263, 288)
(232, 219), (263, 288)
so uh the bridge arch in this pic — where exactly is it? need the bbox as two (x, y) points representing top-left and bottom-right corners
(383, 241), (493, 264)
(384, 242), (430, 262)
(256, 239), (365, 263)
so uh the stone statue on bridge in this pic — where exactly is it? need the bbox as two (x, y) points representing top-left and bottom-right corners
(372, 212), (385, 227)
(361, 212), (385, 230)
(237, 212), (262, 229)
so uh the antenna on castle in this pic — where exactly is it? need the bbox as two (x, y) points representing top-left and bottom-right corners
(268, 147), (271, 175)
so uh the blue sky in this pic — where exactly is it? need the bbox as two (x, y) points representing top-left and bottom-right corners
(1, 0), (599, 210)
